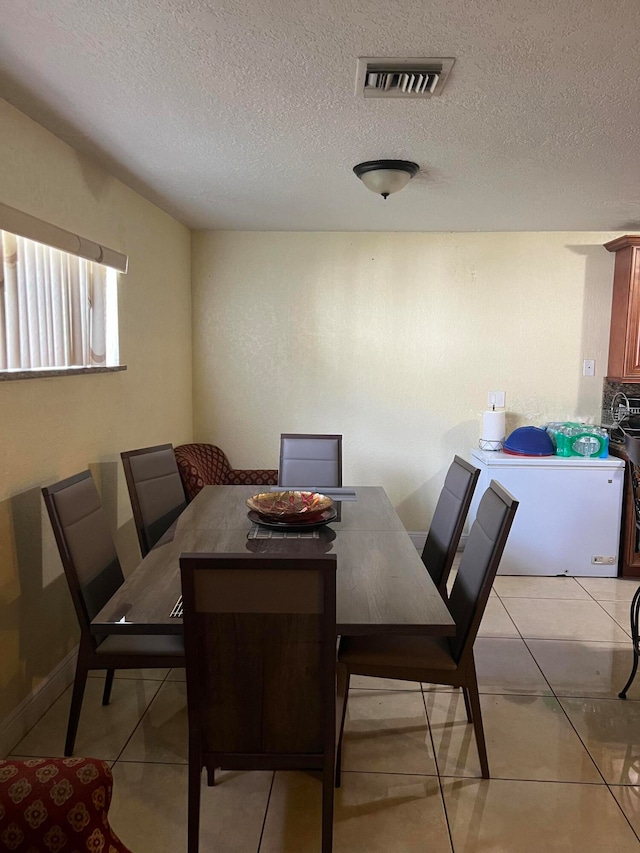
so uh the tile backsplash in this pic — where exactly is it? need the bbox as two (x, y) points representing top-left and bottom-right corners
(601, 378), (640, 426)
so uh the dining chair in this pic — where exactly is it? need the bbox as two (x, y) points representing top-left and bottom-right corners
(121, 443), (187, 557)
(278, 433), (342, 489)
(180, 552), (338, 853)
(42, 471), (184, 756)
(422, 455), (480, 596)
(0, 756), (133, 852)
(618, 431), (640, 699)
(336, 480), (518, 780)
(174, 443), (278, 502)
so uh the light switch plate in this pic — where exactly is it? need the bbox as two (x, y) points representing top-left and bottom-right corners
(583, 359), (595, 376)
(488, 391), (506, 408)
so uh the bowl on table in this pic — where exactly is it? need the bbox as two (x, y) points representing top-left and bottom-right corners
(246, 490), (333, 523)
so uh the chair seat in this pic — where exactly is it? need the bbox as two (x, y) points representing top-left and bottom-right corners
(97, 633), (184, 656)
(338, 633), (457, 672)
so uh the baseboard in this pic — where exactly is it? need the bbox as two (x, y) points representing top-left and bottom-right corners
(0, 646), (76, 757)
(408, 531), (427, 551)
(408, 532), (468, 552)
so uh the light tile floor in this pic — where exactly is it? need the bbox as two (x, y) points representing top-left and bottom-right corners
(8, 569), (640, 852)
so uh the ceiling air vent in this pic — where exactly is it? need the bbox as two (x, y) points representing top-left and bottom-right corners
(355, 57), (455, 99)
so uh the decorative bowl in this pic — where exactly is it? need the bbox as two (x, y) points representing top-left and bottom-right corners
(246, 490), (334, 522)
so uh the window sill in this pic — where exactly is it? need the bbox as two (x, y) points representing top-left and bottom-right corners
(0, 365), (127, 381)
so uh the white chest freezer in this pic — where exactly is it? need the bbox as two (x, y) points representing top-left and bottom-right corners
(467, 449), (625, 577)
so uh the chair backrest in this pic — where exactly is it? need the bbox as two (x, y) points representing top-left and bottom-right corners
(174, 443), (234, 500)
(121, 444), (187, 556)
(447, 480), (518, 663)
(421, 456), (480, 591)
(180, 553), (337, 759)
(278, 434), (342, 489)
(42, 471), (124, 636)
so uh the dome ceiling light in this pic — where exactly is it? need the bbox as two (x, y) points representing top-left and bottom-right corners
(353, 160), (420, 199)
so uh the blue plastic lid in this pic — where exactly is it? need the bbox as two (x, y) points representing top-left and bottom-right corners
(504, 426), (555, 457)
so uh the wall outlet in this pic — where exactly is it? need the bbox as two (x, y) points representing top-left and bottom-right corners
(583, 359), (595, 376)
(487, 391), (506, 408)
(591, 555), (615, 565)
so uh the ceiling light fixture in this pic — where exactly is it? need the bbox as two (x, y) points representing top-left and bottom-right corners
(353, 160), (419, 199)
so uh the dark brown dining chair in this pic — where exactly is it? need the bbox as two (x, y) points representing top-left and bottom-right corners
(180, 552), (338, 853)
(121, 443), (187, 556)
(336, 480), (518, 780)
(278, 433), (342, 489)
(42, 471), (184, 756)
(422, 456), (480, 596)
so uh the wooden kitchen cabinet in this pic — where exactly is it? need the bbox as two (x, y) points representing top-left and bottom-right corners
(610, 443), (640, 577)
(606, 235), (640, 382)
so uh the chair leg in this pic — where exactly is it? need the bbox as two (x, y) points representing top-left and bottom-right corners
(65, 652), (89, 757)
(206, 766), (215, 787)
(467, 660), (490, 779)
(619, 652), (639, 700)
(619, 587), (640, 699)
(102, 669), (115, 705)
(335, 666), (350, 788)
(188, 742), (202, 853)
(462, 686), (473, 723)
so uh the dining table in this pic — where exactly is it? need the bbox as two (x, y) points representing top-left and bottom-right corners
(91, 485), (455, 639)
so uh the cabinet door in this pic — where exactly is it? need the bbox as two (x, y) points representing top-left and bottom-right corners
(605, 236), (640, 381)
(624, 249), (640, 379)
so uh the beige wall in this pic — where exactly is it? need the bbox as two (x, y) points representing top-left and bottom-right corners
(192, 231), (618, 530)
(0, 101), (192, 723)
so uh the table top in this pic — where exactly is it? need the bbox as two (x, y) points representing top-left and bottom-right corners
(91, 485), (454, 637)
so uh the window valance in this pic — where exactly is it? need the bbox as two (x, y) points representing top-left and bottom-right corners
(0, 202), (128, 273)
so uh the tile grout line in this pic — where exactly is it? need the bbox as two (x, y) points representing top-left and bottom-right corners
(255, 770), (276, 853)
(551, 702), (640, 845)
(515, 636), (556, 696)
(545, 679), (617, 788)
(111, 670), (170, 766)
(514, 626), (631, 792)
(419, 684), (457, 853)
(435, 586), (619, 798)
(605, 782), (640, 845)
(495, 587), (633, 644)
(491, 588), (527, 642)
(591, 596), (634, 638)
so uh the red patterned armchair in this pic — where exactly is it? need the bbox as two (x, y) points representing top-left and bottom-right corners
(174, 443), (278, 502)
(0, 757), (131, 852)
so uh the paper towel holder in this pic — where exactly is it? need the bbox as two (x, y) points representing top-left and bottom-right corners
(479, 438), (504, 451)
(480, 403), (506, 451)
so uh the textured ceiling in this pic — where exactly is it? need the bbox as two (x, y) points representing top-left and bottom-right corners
(1, 0), (640, 231)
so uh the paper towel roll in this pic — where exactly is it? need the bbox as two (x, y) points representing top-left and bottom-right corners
(482, 409), (506, 442)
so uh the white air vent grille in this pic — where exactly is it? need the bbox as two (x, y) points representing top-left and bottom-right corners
(355, 57), (455, 99)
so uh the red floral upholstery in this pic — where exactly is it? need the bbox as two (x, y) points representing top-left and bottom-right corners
(174, 443), (278, 502)
(0, 757), (131, 853)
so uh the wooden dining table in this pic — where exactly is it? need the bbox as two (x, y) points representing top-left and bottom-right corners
(91, 485), (455, 638)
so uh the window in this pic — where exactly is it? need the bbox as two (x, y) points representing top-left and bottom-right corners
(0, 231), (119, 371)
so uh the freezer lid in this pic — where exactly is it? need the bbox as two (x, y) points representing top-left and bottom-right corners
(470, 449), (625, 469)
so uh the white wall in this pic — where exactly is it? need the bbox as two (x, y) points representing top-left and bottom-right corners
(192, 231), (617, 530)
(0, 100), (192, 724)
